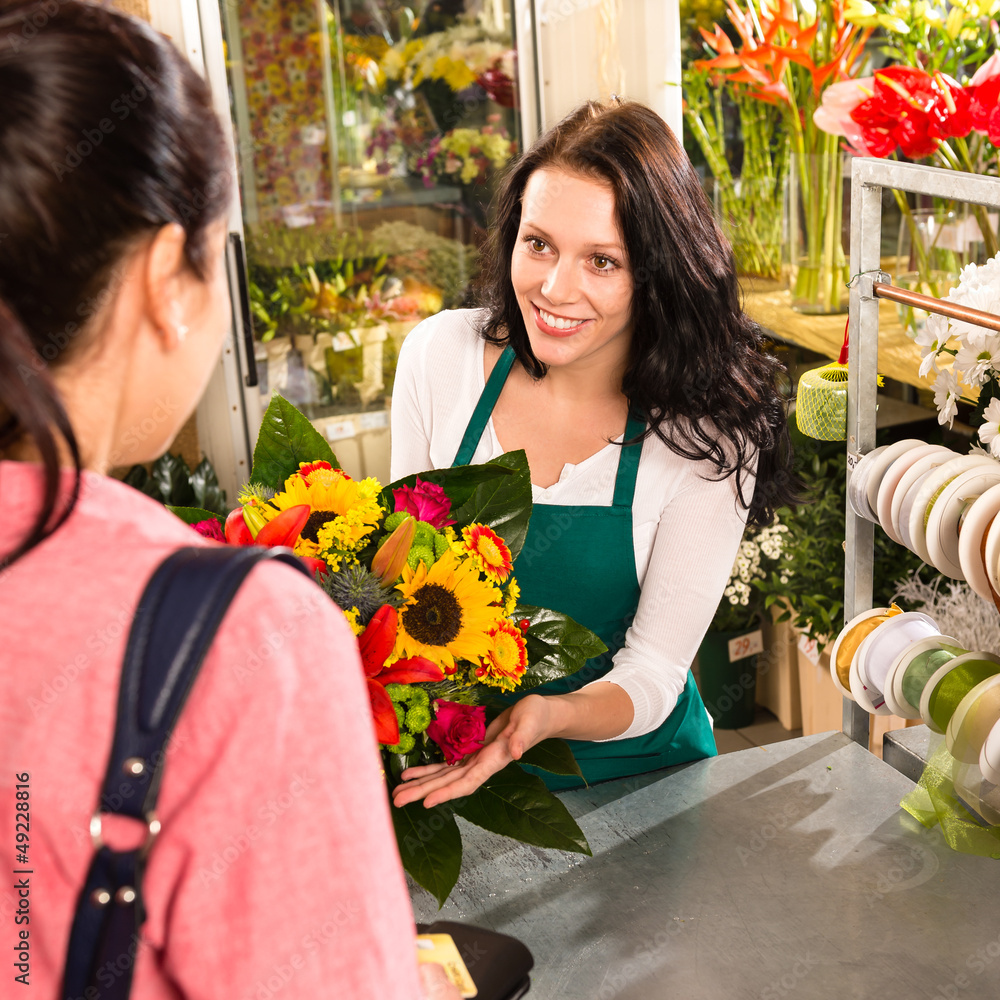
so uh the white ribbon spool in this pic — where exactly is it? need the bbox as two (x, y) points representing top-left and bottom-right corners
(959, 483), (1000, 602)
(980, 717), (1000, 785)
(892, 450), (958, 553)
(880, 445), (953, 546)
(852, 440), (925, 529)
(852, 612), (940, 714)
(926, 466), (1000, 581)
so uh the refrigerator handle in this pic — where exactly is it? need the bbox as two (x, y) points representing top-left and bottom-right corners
(229, 231), (259, 388)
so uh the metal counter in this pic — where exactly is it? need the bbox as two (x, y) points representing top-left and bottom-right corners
(410, 733), (1000, 999)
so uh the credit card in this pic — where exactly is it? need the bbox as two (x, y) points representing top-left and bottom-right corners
(416, 933), (477, 998)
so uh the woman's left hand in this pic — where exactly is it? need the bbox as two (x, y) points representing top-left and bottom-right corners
(391, 694), (555, 809)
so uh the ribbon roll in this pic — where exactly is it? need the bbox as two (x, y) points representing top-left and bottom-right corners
(919, 653), (1000, 734)
(878, 444), (951, 545)
(953, 759), (1000, 828)
(947, 675), (1000, 765)
(828, 607), (903, 700)
(884, 636), (965, 719)
(890, 451), (957, 551)
(980, 719), (1000, 786)
(848, 447), (887, 523)
(959, 485), (1000, 602)
(853, 611), (940, 714)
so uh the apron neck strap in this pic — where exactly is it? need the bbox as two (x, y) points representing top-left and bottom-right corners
(453, 344), (516, 467)
(613, 413), (645, 508)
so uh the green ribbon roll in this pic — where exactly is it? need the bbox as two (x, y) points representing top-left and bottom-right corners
(928, 659), (1000, 733)
(901, 645), (966, 712)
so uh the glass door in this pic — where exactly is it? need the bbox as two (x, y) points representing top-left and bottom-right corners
(215, 0), (532, 484)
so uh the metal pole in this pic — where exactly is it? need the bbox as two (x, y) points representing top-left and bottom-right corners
(844, 166), (881, 746)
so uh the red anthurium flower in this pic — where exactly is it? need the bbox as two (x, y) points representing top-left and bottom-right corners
(928, 74), (972, 140)
(377, 658), (445, 685)
(893, 114), (938, 159)
(367, 678), (399, 745)
(255, 504), (310, 548)
(969, 76), (1000, 133)
(873, 67), (937, 115)
(224, 507), (254, 546)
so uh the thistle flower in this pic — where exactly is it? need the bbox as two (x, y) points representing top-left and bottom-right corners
(322, 563), (403, 626)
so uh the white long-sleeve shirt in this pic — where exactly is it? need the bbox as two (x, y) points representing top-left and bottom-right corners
(389, 308), (753, 738)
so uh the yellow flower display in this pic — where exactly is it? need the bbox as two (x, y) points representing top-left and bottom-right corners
(394, 551), (503, 674)
(263, 463), (383, 560)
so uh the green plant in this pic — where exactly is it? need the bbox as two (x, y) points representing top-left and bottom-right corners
(122, 453), (228, 516)
(759, 422), (938, 650)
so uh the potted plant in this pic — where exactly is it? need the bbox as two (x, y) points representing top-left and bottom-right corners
(700, 516), (790, 728)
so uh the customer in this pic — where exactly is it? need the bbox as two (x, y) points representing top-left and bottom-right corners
(0, 3), (453, 997)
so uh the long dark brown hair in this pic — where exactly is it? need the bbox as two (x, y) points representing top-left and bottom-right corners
(0, 0), (231, 567)
(478, 99), (798, 528)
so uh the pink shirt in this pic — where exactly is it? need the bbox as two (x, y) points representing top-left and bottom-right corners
(0, 462), (423, 999)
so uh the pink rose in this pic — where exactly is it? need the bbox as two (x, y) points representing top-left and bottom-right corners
(426, 701), (486, 765)
(393, 477), (455, 529)
(191, 518), (225, 542)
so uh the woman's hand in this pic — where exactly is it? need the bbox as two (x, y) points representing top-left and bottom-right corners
(419, 962), (463, 1000)
(392, 694), (555, 809)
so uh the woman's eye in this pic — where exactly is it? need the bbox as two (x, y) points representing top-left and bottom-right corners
(593, 256), (614, 270)
(529, 238), (546, 253)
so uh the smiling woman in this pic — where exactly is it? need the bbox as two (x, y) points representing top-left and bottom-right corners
(389, 98), (798, 808)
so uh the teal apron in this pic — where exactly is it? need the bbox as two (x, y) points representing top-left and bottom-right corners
(453, 346), (717, 790)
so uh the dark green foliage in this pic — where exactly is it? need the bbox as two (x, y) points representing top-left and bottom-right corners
(123, 454), (228, 516)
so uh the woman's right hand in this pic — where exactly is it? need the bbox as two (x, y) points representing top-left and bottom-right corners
(392, 694), (556, 809)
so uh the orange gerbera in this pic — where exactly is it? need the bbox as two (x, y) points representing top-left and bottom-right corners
(461, 523), (513, 584)
(474, 618), (528, 691)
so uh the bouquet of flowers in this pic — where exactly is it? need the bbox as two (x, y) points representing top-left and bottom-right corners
(415, 120), (516, 189)
(171, 395), (600, 904)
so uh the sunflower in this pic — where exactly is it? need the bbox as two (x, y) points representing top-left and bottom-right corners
(263, 465), (383, 559)
(474, 618), (528, 691)
(502, 576), (520, 616)
(394, 551), (503, 673)
(461, 523), (513, 584)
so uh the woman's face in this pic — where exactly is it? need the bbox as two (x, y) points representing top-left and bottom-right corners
(510, 167), (633, 372)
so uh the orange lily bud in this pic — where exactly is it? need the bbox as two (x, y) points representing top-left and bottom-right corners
(367, 678), (400, 745)
(358, 605), (398, 677)
(241, 502), (270, 539)
(255, 504), (310, 548)
(371, 515), (416, 586)
(224, 508), (254, 546)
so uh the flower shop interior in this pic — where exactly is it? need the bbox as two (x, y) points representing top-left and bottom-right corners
(96, 0), (1000, 995)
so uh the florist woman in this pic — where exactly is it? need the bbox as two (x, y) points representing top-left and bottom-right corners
(390, 98), (796, 807)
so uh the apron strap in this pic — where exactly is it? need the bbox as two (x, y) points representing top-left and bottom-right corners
(613, 413), (645, 508)
(453, 344), (516, 467)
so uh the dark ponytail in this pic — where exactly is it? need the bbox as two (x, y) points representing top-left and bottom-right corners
(0, 0), (231, 567)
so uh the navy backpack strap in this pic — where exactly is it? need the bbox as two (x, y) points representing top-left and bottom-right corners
(61, 545), (309, 1000)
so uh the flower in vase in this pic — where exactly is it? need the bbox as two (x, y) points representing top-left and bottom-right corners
(933, 368), (961, 428)
(916, 313), (948, 369)
(394, 552), (503, 673)
(813, 77), (876, 155)
(979, 399), (1000, 459)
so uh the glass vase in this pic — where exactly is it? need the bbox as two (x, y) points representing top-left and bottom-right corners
(787, 144), (850, 315)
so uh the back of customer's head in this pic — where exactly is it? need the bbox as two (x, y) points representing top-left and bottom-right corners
(0, 0), (230, 567)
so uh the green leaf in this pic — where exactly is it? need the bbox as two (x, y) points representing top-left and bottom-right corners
(515, 604), (607, 690)
(451, 450), (532, 560)
(190, 458), (227, 515)
(390, 801), (463, 908)
(516, 738), (584, 778)
(454, 763), (591, 855)
(251, 394), (338, 491)
(166, 505), (225, 527)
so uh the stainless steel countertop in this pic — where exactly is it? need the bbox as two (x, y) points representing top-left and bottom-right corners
(410, 732), (1000, 999)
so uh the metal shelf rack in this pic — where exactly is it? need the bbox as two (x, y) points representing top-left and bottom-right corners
(845, 158), (1000, 746)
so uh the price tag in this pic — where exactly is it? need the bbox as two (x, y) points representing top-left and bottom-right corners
(359, 410), (388, 431)
(846, 451), (862, 473)
(797, 631), (821, 666)
(728, 629), (763, 663)
(324, 419), (355, 442)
